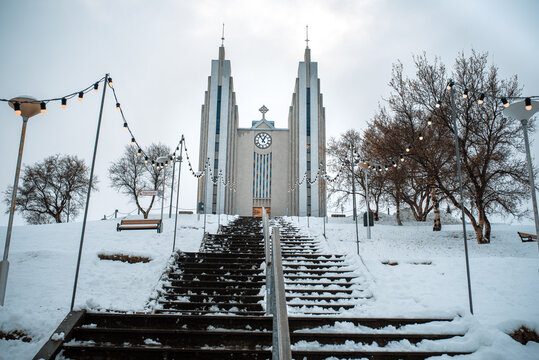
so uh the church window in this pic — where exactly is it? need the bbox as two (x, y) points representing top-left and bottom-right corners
(306, 88), (311, 136)
(253, 152), (272, 199)
(216, 86), (222, 135)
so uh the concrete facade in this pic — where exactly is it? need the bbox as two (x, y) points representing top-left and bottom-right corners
(197, 45), (326, 217)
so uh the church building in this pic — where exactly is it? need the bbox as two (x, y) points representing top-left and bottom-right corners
(197, 41), (327, 217)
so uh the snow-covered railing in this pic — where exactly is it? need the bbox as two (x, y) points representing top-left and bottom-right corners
(262, 209), (291, 360)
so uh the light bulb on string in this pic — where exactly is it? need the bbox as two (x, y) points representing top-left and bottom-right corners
(40, 102), (47, 114)
(392, 161), (397, 168)
(123, 122), (128, 130)
(435, 100), (441, 108)
(406, 145), (412, 152)
(130, 137), (135, 145)
(137, 149), (142, 156)
(61, 97), (67, 109)
(116, 103), (121, 111)
(152, 161), (155, 167)
(525, 98), (532, 110)
(13, 102), (21, 116)
(501, 98), (509, 108)
(144, 156), (149, 164)
(93, 83), (99, 91)
(419, 133), (423, 141)
(427, 117), (432, 125)
(400, 154), (405, 162)
(478, 93), (485, 105)
(462, 88), (469, 98)
(108, 77), (113, 87)
(78, 92), (84, 101)
(446, 80), (454, 90)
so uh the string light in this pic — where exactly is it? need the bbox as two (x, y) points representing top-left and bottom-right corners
(406, 145), (412, 152)
(93, 83), (99, 91)
(123, 122), (128, 130)
(40, 101), (46, 114)
(116, 103), (121, 110)
(152, 160), (155, 167)
(78, 92), (84, 101)
(61, 97), (67, 109)
(446, 80), (454, 90)
(13, 102), (21, 116)
(137, 148), (142, 156)
(427, 117), (432, 125)
(478, 93), (485, 105)
(144, 156), (149, 164)
(462, 88), (469, 98)
(392, 161), (397, 167)
(400, 154), (404, 162)
(525, 97), (532, 111)
(130, 137), (135, 145)
(501, 97), (509, 108)
(419, 133), (423, 141)
(435, 100), (441, 108)
(108, 77), (113, 87)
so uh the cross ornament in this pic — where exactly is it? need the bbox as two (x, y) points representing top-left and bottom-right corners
(259, 105), (269, 119)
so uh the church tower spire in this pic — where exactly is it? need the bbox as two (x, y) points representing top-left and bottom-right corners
(288, 29), (326, 217)
(197, 28), (239, 216)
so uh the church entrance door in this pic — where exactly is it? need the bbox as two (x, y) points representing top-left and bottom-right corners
(252, 207), (270, 217)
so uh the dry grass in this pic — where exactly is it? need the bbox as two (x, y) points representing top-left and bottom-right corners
(0, 330), (32, 342)
(97, 253), (151, 264)
(510, 326), (539, 345)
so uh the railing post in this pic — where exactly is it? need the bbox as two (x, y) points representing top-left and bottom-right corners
(271, 227), (291, 360)
(263, 208), (273, 315)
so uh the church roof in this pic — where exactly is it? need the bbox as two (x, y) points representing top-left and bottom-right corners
(251, 118), (275, 129)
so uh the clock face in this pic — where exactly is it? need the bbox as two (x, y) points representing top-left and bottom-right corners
(254, 132), (272, 149)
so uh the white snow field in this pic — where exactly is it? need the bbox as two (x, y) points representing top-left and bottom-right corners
(0, 212), (538, 359)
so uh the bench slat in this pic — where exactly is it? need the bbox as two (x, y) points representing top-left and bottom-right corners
(517, 232), (537, 242)
(121, 219), (161, 224)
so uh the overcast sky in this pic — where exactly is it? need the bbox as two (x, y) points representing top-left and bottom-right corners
(1, 0), (538, 225)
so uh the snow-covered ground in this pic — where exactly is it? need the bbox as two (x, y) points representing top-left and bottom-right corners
(0, 213), (220, 359)
(0, 212), (538, 359)
(288, 213), (539, 359)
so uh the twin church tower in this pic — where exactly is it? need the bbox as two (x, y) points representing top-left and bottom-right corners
(197, 39), (327, 217)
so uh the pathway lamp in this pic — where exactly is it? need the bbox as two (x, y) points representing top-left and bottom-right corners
(1, 97), (42, 306)
(504, 99), (539, 252)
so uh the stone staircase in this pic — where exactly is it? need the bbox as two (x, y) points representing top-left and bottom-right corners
(36, 216), (474, 360)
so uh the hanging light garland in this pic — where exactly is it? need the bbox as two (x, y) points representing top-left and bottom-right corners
(2, 77), (107, 114)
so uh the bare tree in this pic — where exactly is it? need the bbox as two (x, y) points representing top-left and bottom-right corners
(108, 143), (172, 219)
(3, 154), (96, 224)
(326, 129), (387, 220)
(368, 50), (533, 242)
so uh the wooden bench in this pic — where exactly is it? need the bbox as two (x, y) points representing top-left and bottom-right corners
(517, 232), (537, 242)
(117, 219), (162, 233)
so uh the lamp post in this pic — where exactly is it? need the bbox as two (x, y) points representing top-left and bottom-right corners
(349, 144), (360, 255)
(1, 97), (42, 306)
(216, 171), (221, 233)
(448, 80), (474, 315)
(203, 158), (209, 234)
(504, 99), (539, 251)
(172, 136), (184, 252)
(169, 153), (176, 219)
(156, 156), (169, 233)
(358, 162), (371, 239)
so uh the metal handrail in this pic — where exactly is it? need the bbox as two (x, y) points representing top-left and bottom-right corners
(262, 210), (291, 359)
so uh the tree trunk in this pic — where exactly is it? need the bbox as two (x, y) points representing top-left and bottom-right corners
(395, 195), (403, 226)
(431, 186), (441, 231)
(373, 201), (379, 221)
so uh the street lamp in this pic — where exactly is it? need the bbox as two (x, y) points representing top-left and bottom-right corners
(156, 156), (169, 233)
(358, 161), (371, 240)
(504, 99), (539, 252)
(348, 143), (360, 255)
(1, 97), (42, 306)
(172, 136), (184, 252)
